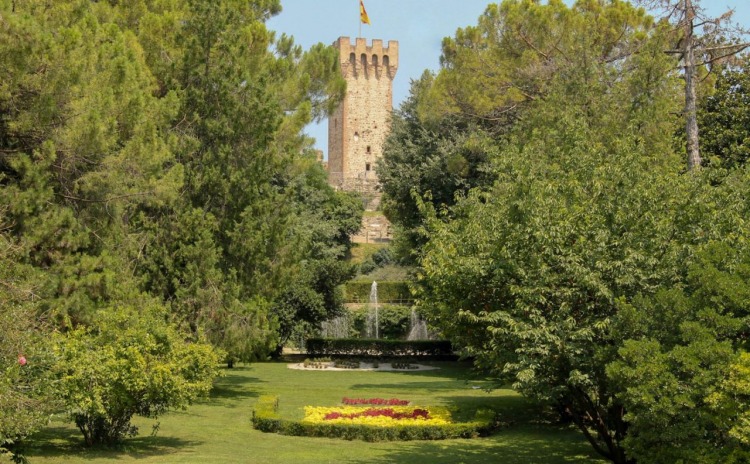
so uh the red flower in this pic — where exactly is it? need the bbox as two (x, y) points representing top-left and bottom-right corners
(324, 407), (430, 421)
(341, 397), (409, 406)
(18, 355), (27, 366)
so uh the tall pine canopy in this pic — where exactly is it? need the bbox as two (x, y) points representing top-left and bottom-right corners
(1, 0), (360, 453)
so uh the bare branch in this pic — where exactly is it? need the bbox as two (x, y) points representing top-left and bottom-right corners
(702, 42), (750, 54)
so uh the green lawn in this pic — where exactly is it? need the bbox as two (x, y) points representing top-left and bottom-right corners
(350, 243), (388, 265)
(23, 362), (605, 463)
(354, 264), (414, 282)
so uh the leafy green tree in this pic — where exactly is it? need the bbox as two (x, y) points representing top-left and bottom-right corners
(421, 0), (659, 128)
(412, 4), (702, 460)
(381, 0), (680, 261)
(2, 0), (355, 437)
(128, 0), (350, 360)
(269, 152), (362, 354)
(0, 0), (183, 327)
(53, 303), (221, 446)
(413, 3), (750, 462)
(418, 118), (696, 462)
(698, 54), (750, 169)
(379, 73), (497, 258)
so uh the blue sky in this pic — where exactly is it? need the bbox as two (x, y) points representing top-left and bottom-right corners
(267, 0), (750, 157)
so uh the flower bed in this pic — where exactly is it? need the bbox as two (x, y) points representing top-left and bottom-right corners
(391, 361), (419, 370)
(303, 405), (450, 426)
(342, 397), (409, 406)
(333, 360), (360, 369)
(252, 395), (499, 441)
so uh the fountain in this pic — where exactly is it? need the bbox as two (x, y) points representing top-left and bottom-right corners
(321, 315), (350, 339)
(365, 281), (379, 339)
(407, 308), (429, 340)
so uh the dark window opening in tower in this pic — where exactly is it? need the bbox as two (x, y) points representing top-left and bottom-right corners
(366, 163), (371, 172)
(366, 145), (371, 154)
(360, 53), (367, 67)
(349, 53), (356, 65)
(372, 55), (379, 67)
(383, 55), (390, 67)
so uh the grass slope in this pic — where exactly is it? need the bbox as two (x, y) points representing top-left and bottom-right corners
(24, 362), (605, 463)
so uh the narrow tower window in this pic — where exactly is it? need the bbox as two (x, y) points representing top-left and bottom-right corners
(349, 53), (356, 65)
(366, 145), (371, 154)
(383, 55), (390, 67)
(365, 163), (371, 172)
(360, 53), (367, 67)
(372, 55), (379, 67)
(354, 131), (359, 141)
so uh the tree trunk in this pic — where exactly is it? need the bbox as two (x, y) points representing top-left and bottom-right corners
(684, 0), (702, 170)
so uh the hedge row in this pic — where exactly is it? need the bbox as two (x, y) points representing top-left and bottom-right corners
(252, 396), (498, 441)
(305, 338), (452, 357)
(344, 281), (412, 303)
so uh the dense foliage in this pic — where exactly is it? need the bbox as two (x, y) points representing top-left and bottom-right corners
(0, 0), (360, 450)
(379, 1), (750, 463)
(378, 75), (497, 256)
(0, 215), (57, 460)
(698, 54), (750, 169)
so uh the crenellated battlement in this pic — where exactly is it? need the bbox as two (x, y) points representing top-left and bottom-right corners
(334, 36), (399, 79)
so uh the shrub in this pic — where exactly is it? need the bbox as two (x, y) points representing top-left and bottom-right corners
(54, 304), (222, 446)
(358, 259), (378, 275)
(371, 248), (395, 267)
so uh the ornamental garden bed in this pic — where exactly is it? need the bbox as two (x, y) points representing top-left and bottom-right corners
(252, 395), (498, 441)
(289, 359), (438, 371)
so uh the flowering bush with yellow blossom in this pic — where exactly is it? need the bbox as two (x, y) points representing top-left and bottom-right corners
(302, 405), (452, 427)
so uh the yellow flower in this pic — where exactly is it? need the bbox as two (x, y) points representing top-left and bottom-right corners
(302, 405), (452, 426)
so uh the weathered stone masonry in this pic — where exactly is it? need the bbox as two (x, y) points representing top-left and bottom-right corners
(327, 36), (398, 209)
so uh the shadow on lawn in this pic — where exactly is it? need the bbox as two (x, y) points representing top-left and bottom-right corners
(437, 394), (538, 422)
(344, 425), (604, 464)
(26, 426), (202, 461)
(362, 361), (502, 386)
(206, 366), (265, 404)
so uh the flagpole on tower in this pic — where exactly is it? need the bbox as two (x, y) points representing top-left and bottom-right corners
(359, 0), (370, 38)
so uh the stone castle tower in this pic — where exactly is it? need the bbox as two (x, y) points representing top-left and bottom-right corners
(327, 36), (398, 207)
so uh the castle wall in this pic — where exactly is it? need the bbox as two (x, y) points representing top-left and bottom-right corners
(328, 37), (398, 201)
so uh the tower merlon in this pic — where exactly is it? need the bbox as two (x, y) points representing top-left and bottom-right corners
(334, 36), (399, 73)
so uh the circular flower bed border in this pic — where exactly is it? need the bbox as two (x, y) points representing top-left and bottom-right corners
(252, 395), (498, 441)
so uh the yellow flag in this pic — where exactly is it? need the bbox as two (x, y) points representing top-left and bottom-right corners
(360, 0), (371, 25)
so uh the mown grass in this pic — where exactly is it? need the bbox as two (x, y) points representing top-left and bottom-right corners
(353, 264), (414, 282)
(23, 362), (605, 463)
(350, 242), (388, 265)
